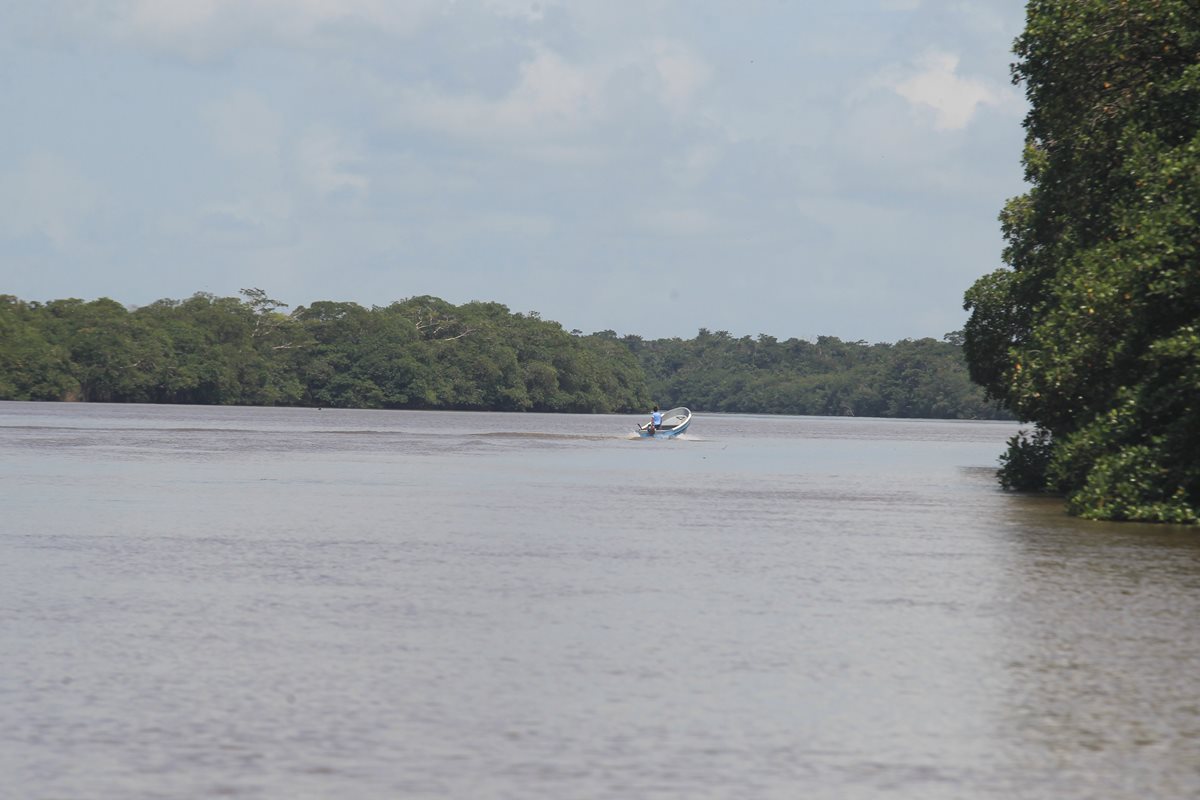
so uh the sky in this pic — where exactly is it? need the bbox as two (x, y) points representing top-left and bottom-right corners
(0, 0), (1030, 343)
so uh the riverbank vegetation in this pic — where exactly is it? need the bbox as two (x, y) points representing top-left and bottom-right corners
(0, 291), (645, 413)
(963, 0), (1199, 522)
(624, 329), (1000, 419)
(1, 290), (1005, 419)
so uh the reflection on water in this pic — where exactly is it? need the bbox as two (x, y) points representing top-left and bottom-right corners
(1, 402), (1197, 799)
(995, 499), (1200, 798)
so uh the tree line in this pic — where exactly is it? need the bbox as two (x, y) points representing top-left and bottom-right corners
(0, 289), (1005, 419)
(0, 290), (645, 413)
(620, 328), (1002, 419)
(963, 0), (1199, 523)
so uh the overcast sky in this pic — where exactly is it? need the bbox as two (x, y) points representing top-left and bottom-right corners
(1, 1), (1029, 342)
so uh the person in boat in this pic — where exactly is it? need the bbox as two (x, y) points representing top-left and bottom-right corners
(648, 405), (663, 433)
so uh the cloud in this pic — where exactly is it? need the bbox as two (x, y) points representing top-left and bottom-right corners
(472, 211), (555, 239)
(395, 47), (604, 145)
(948, 1), (1010, 35)
(636, 207), (718, 238)
(204, 90), (283, 163)
(883, 49), (1017, 130)
(663, 143), (721, 188)
(1, 1), (1029, 341)
(187, 190), (296, 250)
(651, 39), (711, 114)
(92, 0), (441, 58)
(0, 152), (101, 250)
(392, 39), (711, 159)
(296, 129), (368, 196)
(482, 0), (557, 22)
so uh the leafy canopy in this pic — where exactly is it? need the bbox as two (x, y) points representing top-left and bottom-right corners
(963, 0), (1200, 522)
(1, 291), (1000, 420)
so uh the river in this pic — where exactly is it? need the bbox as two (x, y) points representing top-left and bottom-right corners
(2, 402), (1198, 799)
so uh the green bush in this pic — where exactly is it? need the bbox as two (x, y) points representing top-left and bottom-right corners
(962, 0), (1200, 522)
(998, 427), (1053, 492)
(1068, 444), (1199, 524)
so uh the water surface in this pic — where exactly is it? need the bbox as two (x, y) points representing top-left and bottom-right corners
(2, 403), (1197, 799)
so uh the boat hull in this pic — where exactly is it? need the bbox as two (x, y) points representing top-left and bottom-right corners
(637, 407), (692, 438)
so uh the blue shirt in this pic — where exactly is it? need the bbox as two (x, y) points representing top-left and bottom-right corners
(651, 411), (663, 426)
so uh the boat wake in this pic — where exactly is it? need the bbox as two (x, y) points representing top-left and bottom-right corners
(475, 431), (622, 442)
(628, 431), (703, 442)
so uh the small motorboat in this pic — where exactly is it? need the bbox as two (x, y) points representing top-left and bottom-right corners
(637, 407), (692, 438)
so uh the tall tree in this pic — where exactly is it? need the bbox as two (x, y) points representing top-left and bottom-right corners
(963, 0), (1200, 522)
(0, 296), (78, 400)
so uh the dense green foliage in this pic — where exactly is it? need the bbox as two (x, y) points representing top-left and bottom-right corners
(0, 291), (647, 413)
(1, 290), (1003, 419)
(963, 0), (1200, 522)
(627, 329), (1004, 419)
(997, 427), (1055, 492)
